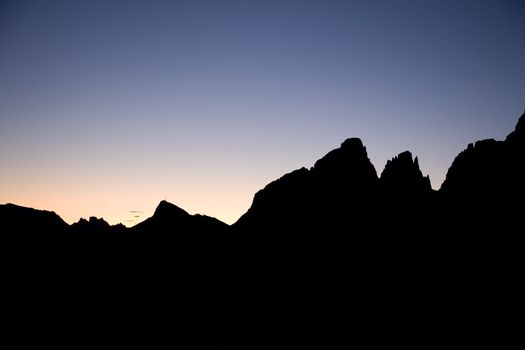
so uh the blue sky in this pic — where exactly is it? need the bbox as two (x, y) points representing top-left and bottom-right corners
(1, 0), (524, 225)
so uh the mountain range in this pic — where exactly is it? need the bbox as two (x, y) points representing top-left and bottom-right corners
(2, 110), (523, 348)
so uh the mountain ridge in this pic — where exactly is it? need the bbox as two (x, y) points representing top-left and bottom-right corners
(1, 110), (523, 231)
(2, 110), (523, 349)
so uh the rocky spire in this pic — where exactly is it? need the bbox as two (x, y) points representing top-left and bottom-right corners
(380, 151), (432, 194)
(312, 138), (378, 185)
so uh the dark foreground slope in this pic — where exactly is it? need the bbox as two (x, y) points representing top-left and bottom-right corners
(1, 199), (230, 276)
(1, 111), (523, 348)
(1, 200), (234, 348)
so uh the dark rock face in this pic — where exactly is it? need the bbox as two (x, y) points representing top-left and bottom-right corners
(234, 167), (310, 230)
(440, 138), (505, 197)
(378, 151), (433, 237)
(233, 138), (381, 262)
(235, 138), (379, 227)
(380, 151), (431, 195)
(505, 110), (525, 147)
(311, 138), (379, 218)
(436, 112), (524, 241)
(441, 111), (525, 202)
(312, 137), (378, 186)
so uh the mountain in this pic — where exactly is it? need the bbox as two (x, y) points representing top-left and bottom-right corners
(380, 150), (431, 194)
(0, 202), (68, 235)
(131, 199), (228, 235)
(0, 203), (69, 251)
(233, 137), (380, 240)
(1, 110), (523, 349)
(226, 112), (523, 348)
(440, 111), (524, 234)
(71, 216), (126, 234)
(4, 108), (522, 239)
(2, 111), (522, 276)
(441, 111), (525, 198)
(232, 137), (435, 264)
(127, 200), (231, 271)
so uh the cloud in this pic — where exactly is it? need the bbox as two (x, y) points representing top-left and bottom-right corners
(129, 210), (144, 213)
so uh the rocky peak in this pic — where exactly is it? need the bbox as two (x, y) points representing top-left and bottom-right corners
(153, 200), (190, 220)
(380, 151), (431, 193)
(341, 137), (366, 153)
(312, 138), (378, 183)
(70, 216), (120, 234)
(88, 216), (110, 226)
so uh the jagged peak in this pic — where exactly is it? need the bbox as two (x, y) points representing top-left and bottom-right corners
(380, 150), (431, 193)
(341, 137), (364, 150)
(339, 138), (369, 160)
(74, 216), (110, 226)
(396, 150), (413, 162)
(313, 137), (376, 178)
(153, 200), (190, 219)
(382, 151), (416, 172)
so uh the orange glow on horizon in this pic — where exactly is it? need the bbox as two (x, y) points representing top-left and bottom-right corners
(0, 174), (259, 227)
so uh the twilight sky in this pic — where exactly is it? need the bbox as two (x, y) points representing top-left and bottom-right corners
(1, 0), (524, 226)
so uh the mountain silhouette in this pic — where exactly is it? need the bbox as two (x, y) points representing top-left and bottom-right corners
(71, 216), (125, 232)
(233, 137), (379, 243)
(0, 203), (68, 235)
(2, 110), (523, 348)
(380, 150), (431, 194)
(440, 111), (524, 237)
(132, 199), (228, 235)
(442, 112), (525, 198)
(231, 136), (437, 268)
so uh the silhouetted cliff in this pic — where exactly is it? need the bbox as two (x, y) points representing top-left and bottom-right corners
(380, 150), (431, 194)
(442, 111), (524, 198)
(440, 111), (524, 234)
(235, 138), (379, 223)
(232, 136), (436, 265)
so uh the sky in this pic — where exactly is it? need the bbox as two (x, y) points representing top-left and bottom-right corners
(1, 0), (524, 226)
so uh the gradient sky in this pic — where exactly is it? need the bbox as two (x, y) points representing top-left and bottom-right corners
(1, 0), (524, 226)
